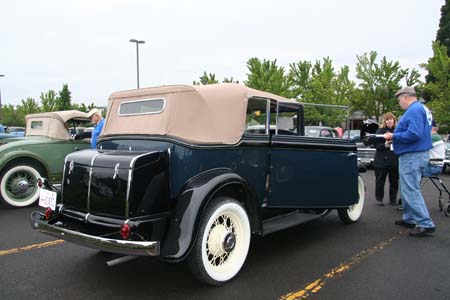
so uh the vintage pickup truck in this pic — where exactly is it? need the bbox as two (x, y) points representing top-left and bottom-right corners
(31, 84), (365, 285)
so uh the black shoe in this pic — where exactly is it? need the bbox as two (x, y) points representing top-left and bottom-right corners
(389, 201), (397, 206)
(377, 201), (384, 206)
(394, 220), (416, 228)
(409, 227), (436, 237)
(396, 205), (403, 211)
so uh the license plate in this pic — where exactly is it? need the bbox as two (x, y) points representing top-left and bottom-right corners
(39, 189), (57, 210)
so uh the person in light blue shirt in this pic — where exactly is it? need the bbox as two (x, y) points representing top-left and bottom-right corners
(384, 86), (435, 237)
(87, 108), (105, 149)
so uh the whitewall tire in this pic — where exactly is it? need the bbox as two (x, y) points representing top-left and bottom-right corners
(188, 197), (251, 285)
(338, 176), (365, 224)
(0, 164), (42, 207)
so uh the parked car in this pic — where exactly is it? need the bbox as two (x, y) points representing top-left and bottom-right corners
(31, 84), (364, 285)
(444, 140), (450, 172)
(0, 132), (15, 140)
(343, 129), (361, 143)
(0, 110), (91, 207)
(0, 124), (15, 140)
(6, 126), (26, 137)
(357, 120), (380, 167)
(305, 126), (339, 138)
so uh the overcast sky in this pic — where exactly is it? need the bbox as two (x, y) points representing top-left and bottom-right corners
(0, 0), (444, 107)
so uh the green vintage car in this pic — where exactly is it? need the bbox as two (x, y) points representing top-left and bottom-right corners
(0, 110), (92, 207)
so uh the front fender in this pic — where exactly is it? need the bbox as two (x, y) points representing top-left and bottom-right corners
(0, 150), (49, 174)
(160, 168), (254, 260)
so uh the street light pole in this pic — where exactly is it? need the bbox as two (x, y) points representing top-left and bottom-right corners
(129, 39), (145, 89)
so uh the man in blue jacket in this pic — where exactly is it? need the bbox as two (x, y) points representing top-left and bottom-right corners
(384, 86), (435, 237)
(87, 108), (105, 149)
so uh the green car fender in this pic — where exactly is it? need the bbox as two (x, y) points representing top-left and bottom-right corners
(0, 150), (50, 181)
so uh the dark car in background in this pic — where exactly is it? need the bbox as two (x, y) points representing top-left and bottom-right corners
(31, 84), (365, 285)
(305, 126), (339, 138)
(356, 120), (380, 167)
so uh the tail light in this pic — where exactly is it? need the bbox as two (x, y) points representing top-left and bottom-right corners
(120, 223), (131, 240)
(45, 207), (52, 220)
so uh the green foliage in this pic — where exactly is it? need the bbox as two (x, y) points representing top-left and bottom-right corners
(223, 77), (239, 83)
(289, 58), (354, 126)
(0, 104), (19, 126)
(193, 72), (219, 85)
(13, 97), (40, 126)
(289, 60), (312, 100)
(56, 84), (72, 111)
(436, 0), (450, 56)
(421, 41), (450, 125)
(405, 68), (422, 87)
(0, 84), (98, 126)
(193, 72), (240, 85)
(40, 90), (58, 112)
(244, 57), (291, 97)
(354, 51), (407, 119)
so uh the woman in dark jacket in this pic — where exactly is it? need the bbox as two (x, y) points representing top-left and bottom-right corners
(371, 112), (399, 206)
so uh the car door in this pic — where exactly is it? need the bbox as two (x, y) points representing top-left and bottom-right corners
(268, 102), (358, 208)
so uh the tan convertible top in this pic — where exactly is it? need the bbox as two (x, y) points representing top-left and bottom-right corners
(103, 83), (297, 144)
(25, 110), (90, 140)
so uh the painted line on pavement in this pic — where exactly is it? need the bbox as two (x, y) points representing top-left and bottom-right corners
(0, 240), (65, 256)
(279, 230), (407, 300)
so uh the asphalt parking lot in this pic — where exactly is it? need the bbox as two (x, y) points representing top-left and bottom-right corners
(1, 170), (450, 300)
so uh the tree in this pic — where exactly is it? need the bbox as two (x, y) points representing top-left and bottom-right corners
(0, 104), (19, 126)
(421, 41), (450, 126)
(289, 60), (313, 101)
(223, 77), (239, 83)
(353, 51), (407, 119)
(424, 0), (450, 100)
(289, 58), (355, 126)
(40, 90), (58, 112)
(436, 0), (450, 56)
(15, 97), (40, 126)
(193, 72), (219, 85)
(404, 68), (422, 87)
(56, 84), (72, 111)
(244, 57), (291, 97)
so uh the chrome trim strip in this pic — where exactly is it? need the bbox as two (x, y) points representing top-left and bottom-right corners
(87, 152), (103, 211)
(30, 212), (160, 256)
(84, 213), (90, 224)
(113, 163), (120, 180)
(61, 159), (68, 203)
(126, 170), (132, 219)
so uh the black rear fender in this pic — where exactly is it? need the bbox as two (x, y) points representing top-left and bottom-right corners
(160, 168), (259, 260)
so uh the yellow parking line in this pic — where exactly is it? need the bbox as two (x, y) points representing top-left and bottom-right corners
(279, 230), (407, 300)
(0, 240), (65, 256)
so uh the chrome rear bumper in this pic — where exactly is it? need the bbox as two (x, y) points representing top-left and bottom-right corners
(30, 211), (160, 256)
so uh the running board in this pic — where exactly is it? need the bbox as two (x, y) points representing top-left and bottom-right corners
(262, 211), (322, 235)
